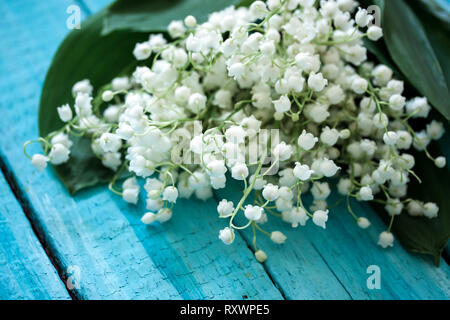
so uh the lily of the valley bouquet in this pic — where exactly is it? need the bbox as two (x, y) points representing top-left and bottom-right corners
(26, 0), (450, 263)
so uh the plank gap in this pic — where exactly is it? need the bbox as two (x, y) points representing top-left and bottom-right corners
(309, 242), (353, 300)
(0, 155), (77, 300)
(239, 229), (288, 300)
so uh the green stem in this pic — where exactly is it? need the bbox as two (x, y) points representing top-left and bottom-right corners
(229, 157), (266, 228)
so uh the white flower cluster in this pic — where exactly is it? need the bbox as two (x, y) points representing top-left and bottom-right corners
(27, 0), (447, 262)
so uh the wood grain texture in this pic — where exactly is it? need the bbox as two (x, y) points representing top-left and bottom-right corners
(0, 0), (282, 300)
(216, 180), (450, 299)
(0, 172), (70, 300)
(0, 0), (448, 300)
(82, 0), (450, 299)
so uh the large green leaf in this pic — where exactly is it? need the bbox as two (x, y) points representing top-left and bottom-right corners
(39, 8), (149, 194)
(409, 0), (450, 96)
(102, 0), (246, 35)
(356, 0), (449, 263)
(363, 38), (403, 79)
(383, 0), (450, 120)
(374, 140), (450, 266)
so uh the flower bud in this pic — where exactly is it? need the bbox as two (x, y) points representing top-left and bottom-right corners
(156, 208), (172, 223)
(274, 112), (284, 121)
(320, 127), (339, 146)
(423, 202), (439, 219)
(351, 77), (368, 94)
(270, 231), (287, 244)
(102, 90), (114, 102)
(141, 212), (157, 225)
(254, 250), (267, 263)
(184, 15), (197, 27)
(383, 131), (398, 145)
(357, 217), (371, 229)
(435, 156), (446, 168)
(389, 94), (406, 111)
(339, 129), (351, 139)
(367, 26), (383, 41)
(407, 200), (423, 216)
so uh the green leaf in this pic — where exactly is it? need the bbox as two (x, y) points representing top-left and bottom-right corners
(383, 0), (450, 120)
(102, 0), (246, 35)
(373, 139), (450, 266)
(357, 0), (385, 14)
(359, 0), (450, 262)
(39, 8), (149, 194)
(413, 0), (450, 26)
(409, 0), (450, 97)
(41, 0), (249, 194)
(236, 0), (257, 8)
(358, 1), (404, 79)
(363, 37), (403, 78)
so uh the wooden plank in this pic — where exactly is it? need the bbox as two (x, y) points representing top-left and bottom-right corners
(66, 0), (349, 299)
(214, 187), (351, 300)
(79, 0), (450, 298)
(2, 0), (448, 300)
(78, 0), (348, 299)
(0, 0), (283, 300)
(303, 193), (450, 300)
(435, 0), (450, 11)
(0, 171), (71, 300)
(216, 180), (450, 299)
(73, 0), (450, 299)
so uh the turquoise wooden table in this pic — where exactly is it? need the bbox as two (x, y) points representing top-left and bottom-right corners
(0, 0), (449, 300)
